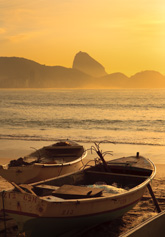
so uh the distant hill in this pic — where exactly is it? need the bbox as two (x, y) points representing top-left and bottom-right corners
(72, 51), (107, 77)
(0, 57), (92, 88)
(129, 71), (165, 88)
(98, 73), (129, 88)
(0, 53), (165, 88)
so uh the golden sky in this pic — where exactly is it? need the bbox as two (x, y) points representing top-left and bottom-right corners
(0, 0), (165, 76)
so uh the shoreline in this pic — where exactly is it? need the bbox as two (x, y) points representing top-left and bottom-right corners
(0, 139), (165, 180)
(0, 139), (165, 165)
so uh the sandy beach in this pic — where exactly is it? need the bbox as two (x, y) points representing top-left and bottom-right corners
(0, 140), (165, 236)
(0, 139), (165, 164)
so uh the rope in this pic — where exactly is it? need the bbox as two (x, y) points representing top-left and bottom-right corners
(2, 191), (7, 237)
(79, 156), (86, 170)
(58, 163), (64, 176)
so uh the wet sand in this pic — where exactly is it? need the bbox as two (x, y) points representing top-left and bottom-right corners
(0, 140), (165, 236)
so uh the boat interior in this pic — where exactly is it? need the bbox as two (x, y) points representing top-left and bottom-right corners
(4, 142), (85, 167)
(17, 163), (153, 200)
(25, 143), (85, 164)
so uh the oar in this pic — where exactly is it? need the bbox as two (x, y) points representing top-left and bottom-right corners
(11, 182), (26, 193)
(147, 183), (161, 213)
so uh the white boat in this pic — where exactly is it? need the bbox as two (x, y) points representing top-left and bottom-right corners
(0, 140), (87, 184)
(0, 146), (156, 237)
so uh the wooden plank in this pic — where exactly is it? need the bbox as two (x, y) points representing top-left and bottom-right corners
(52, 184), (103, 199)
(147, 183), (161, 213)
(11, 182), (26, 193)
(85, 170), (148, 179)
(19, 184), (37, 196)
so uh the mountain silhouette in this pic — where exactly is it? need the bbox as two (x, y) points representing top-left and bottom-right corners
(129, 70), (165, 88)
(73, 51), (107, 77)
(0, 57), (92, 88)
(0, 53), (165, 88)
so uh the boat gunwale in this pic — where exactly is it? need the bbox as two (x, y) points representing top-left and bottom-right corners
(34, 150), (87, 167)
(1, 157), (155, 204)
(30, 158), (156, 203)
(0, 150), (87, 169)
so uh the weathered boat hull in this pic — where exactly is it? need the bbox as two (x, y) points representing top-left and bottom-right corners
(0, 140), (87, 184)
(0, 155), (156, 236)
(20, 203), (138, 237)
(0, 156), (86, 184)
(3, 187), (145, 236)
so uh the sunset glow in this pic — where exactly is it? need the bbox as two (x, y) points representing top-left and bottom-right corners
(0, 0), (165, 76)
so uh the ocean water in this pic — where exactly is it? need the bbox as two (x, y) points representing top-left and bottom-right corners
(0, 88), (165, 147)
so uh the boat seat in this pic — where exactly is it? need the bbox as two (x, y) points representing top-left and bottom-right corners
(52, 184), (103, 199)
(85, 170), (148, 179)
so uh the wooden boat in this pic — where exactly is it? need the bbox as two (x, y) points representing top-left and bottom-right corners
(0, 140), (87, 184)
(0, 145), (156, 237)
(120, 210), (165, 237)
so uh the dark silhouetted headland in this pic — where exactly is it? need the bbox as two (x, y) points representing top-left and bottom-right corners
(73, 51), (107, 77)
(0, 52), (165, 88)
